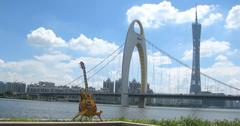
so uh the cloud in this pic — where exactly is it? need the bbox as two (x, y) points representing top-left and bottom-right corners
(0, 48), (124, 89)
(148, 51), (172, 66)
(178, 37), (240, 94)
(126, 1), (221, 28)
(69, 34), (119, 56)
(202, 13), (223, 26)
(202, 55), (240, 92)
(215, 55), (228, 61)
(2, 26), (122, 87)
(182, 38), (230, 60)
(27, 27), (119, 56)
(0, 59), (51, 83)
(227, 79), (240, 90)
(225, 5), (240, 29)
(0, 59), (4, 64)
(150, 66), (192, 94)
(7, 49), (107, 85)
(34, 51), (72, 62)
(147, 54), (240, 94)
(0, 51), (109, 86)
(27, 27), (67, 48)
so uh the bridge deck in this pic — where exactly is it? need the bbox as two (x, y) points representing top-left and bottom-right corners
(25, 93), (240, 100)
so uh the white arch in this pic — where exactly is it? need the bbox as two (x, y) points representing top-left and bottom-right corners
(121, 20), (147, 107)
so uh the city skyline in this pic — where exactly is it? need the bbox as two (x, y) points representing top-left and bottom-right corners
(0, 1), (240, 94)
(0, 78), (153, 94)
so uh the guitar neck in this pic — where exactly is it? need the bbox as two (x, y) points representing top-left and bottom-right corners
(83, 68), (88, 92)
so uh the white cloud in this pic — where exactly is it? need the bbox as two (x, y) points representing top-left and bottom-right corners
(227, 79), (240, 90)
(150, 66), (192, 94)
(148, 51), (172, 66)
(65, 56), (104, 71)
(202, 13), (223, 26)
(0, 59), (4, 64)
(225, 5), (240, 29)
(126, 1), (221, 28)
(182, 38), (230, 60)
(215, 55), (228, 61)
(199, 38), (230, 56)
(127, 1), (177, 28)
(27, 27), (119, 56)
(202, 56), (240, 89)
(69, 34), (119, 56)
(180, 38), (240, 94)
(34, 51), (72, 62)
(0, 60), (50, 83)
(0, 52), (71, 84)
(0, 52), (109, 86)
(27, 27), (67, 48)
(148, 54), (240, 94)
(4, 27), (123, 86)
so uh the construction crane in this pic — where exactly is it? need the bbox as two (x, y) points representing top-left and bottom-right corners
(73, 61), (102, 121)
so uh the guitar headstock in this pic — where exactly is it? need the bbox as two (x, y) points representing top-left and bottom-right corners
(79, 61), (85, 70)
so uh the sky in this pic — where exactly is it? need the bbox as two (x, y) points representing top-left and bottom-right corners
(0, 0), (240, 94)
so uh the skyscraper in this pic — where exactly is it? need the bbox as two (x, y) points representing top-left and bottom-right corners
(190, 9), (201, 94)
(103, 78), (114, 93)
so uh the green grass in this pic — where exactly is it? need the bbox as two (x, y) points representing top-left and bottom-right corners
(109, 117), (240, 126)
(1, 117), (240, 126)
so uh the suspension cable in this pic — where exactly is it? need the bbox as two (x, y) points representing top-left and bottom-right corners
(64, 43), (124, 86)
(146, 39), (240, 91)
(78, 48), (123, 85)
(87, 48), (123, 80)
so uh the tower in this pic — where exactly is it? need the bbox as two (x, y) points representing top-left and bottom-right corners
(190, 8), (201, 94)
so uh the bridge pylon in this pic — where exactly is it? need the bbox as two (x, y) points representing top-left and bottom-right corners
(121, 20), (147, 108)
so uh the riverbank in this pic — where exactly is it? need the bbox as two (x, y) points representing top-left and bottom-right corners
(111, 117), (240, 126)
(1, 117), (240, 126)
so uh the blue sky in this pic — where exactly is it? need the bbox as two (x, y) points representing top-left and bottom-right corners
(0, 0), (240, 94)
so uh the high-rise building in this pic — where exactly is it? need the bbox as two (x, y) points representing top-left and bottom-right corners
(190, 9), (201, 94)
(5, 82), (26, 94)
(27, 82), (55, 94)
(0, 81), (6, 93)
(102, 78), (114, 93)
(39, 81), (55, 87)
(27, 81), (85, 94)
(129, 79), (141, 94)
(114, 78), (122, 93)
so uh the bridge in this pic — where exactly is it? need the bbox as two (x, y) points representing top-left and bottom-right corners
(27, 92), (240, 101)
(33, 17), (240, 108)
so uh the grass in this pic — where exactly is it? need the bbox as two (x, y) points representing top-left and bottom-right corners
(1, 117), (240, 126)
(109, 117), (240, 126)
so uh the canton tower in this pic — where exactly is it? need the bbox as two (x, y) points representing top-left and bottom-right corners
(190, 9), (201, 94)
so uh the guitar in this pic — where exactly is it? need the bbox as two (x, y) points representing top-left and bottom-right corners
(73, 61), (102, 121)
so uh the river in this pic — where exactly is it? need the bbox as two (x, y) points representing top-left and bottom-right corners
(0, 98), (240, 121)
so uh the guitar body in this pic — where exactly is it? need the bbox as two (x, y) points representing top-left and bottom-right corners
(73, 92), (102, 121)
(79, 93), (99, 116)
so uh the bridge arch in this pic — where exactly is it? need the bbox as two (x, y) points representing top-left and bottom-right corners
(121, 20), (147, 108)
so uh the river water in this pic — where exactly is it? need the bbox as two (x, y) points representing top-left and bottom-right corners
(0, 98), (240, 121)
